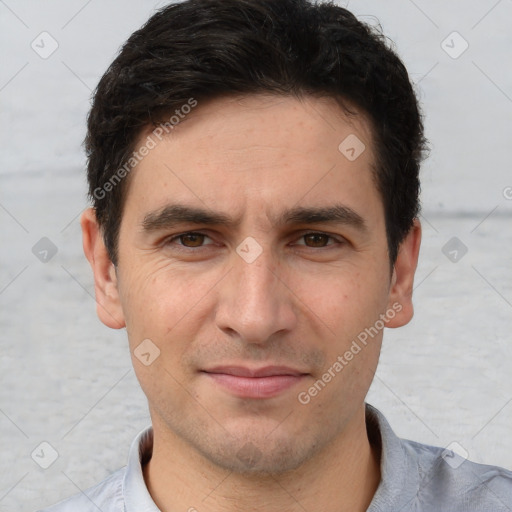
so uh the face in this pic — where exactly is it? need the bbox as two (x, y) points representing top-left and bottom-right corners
(83, 94), (420, 474)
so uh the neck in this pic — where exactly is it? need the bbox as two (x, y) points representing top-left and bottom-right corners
(143, 405), (381, 512)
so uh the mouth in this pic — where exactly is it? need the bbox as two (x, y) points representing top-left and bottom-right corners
(201, 365), (309, 399)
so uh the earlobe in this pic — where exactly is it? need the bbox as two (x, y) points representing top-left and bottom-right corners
(81, 208), (126, 329)
(386, 219), (422, 328)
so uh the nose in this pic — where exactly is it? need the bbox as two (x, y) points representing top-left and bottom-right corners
(215, 247), (297, 345)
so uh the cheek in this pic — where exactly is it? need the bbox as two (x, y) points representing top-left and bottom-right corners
(294, 264), (387, 335)
(118, 261), (218, 343)
(120, 266), (209, 396)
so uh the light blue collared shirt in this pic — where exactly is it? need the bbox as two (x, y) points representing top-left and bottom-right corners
(39, 403), (512, 511)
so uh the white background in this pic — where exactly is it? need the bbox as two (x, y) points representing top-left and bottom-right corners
(0, 1), (511, 510)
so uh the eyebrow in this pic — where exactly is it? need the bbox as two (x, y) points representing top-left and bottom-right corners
(141, 203), (367, 233)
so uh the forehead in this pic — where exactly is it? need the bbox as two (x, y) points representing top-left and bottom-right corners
(123, 94), (382, 226)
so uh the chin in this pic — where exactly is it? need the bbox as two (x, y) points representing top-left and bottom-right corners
(194, 428), (321, 476)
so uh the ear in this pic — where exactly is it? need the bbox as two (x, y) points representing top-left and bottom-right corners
(81, 208), (125, 329)
(385, 218), (422, 328)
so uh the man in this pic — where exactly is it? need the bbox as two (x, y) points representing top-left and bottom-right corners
(40, 0), (512, 510)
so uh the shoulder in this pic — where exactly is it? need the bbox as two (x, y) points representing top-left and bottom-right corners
(403, 438), (512, 511)
(366, 404), (512, 511)
(37, 466), (126, 512)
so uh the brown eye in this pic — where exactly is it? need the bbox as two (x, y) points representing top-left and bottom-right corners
(303, 233), (331, 247)
(179, 233), (206, 247)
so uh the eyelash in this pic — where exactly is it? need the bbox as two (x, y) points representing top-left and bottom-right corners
(164, 231), (344, 250)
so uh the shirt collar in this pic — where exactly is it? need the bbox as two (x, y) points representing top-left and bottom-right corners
(122, 403), (420, 511)
(365, 403), (420, 511)
(123, 425), (160, 512)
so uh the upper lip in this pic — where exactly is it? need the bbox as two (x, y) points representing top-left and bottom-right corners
(203, 365), (307, 378)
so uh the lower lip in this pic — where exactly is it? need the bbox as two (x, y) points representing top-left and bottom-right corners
(204, 373), (306, 399)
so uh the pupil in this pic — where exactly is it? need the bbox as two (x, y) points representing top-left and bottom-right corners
(306, 234), (327, 247)
(182, 234), (203, 247)
(179, 234), (328, 248)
